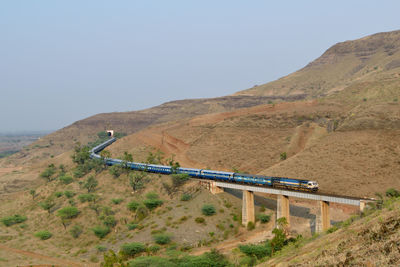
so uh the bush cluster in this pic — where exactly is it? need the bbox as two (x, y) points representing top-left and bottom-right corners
(153, 233), (172, 245)
(1, 215), (27, 226)
(180, 194), (192, 201)
(201, 204), (216, 216)
(92, 225), (110, 239)
(120, 242), (146, 257)
(257, 214), (271, 223)
(35, 230), (52, 240)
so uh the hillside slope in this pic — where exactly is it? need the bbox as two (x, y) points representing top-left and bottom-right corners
(262, 197), (400, 266)
(236, 30), (400, 98)
(1, 95), (301, 167)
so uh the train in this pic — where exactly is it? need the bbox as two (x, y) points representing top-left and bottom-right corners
(90, 138), (319, 192)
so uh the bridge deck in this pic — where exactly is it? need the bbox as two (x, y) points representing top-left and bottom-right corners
(211, 181), (370, 206)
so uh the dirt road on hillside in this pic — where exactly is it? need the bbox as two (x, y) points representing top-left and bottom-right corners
(0, 244), (89, 267)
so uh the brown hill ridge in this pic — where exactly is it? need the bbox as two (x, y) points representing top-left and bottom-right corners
(236, 30), (400, 98)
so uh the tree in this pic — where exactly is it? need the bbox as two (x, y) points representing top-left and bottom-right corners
(29, 189), (36, 200)
(57, 206), (79, 229)
(271, 217), (288, 252)
(146, 149), (165, 164)
(39, 198), (55, 215)
(109, 164), (123, 178)
(84, 175), (98, 193)
(58, 164), (66, 175)
(122, 151), (133, 173)
(171, 174), (189, 188)
(40, 164), (56, 182)
(280, 152), (287, 161)
(166, 155), (180, 173)
(100, 150), (111, 159)
(70, 224), (83, 238)
(89, 203), (101, 215)
(129, 171), (148, 192)
(71, 143), (91, 165)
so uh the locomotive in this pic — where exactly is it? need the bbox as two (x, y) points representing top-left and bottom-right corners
(90, 138), (319, 192)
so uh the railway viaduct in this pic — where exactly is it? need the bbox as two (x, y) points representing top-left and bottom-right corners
(207, 181), (371, 233)
(94, 135), (373, 233)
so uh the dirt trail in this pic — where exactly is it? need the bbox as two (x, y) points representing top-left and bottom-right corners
(0, 167), (22, 175)
(0, 244), (87, 267)
(191, 227), (274, 256)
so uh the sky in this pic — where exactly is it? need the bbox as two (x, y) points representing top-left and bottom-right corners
(1, 1), (400, 132)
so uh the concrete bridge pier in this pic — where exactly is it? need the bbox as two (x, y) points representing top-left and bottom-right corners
(359, 200), (366, 212)
(276, 195), (290, 228)
(316, 200), (331, 233)
(242, 190), (255, 225)
(210, 181), (224, 194)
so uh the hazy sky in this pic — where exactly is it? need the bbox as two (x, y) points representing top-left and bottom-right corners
(1, 1), (400, 132)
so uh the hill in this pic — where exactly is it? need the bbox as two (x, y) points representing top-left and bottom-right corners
(236, 30), (400, 98)
(0, 95), (301, 167)
(0, 30), (399, 266)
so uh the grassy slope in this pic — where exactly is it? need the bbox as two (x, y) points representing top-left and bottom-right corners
(0, 152), (273, 265)
(261, 197), (400, 266)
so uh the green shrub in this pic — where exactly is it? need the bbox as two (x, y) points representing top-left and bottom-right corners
(143, 199), (163, 210)
(40, 164), (56, 182)
(247, 221), (255, 230)
(280, 152), (287, 160)
(195, 217), (205, 224)
(386, 188), (400, 198)
(96, 245), (107, 252)
(239, 243), (272, 259)
(136, 204), (149, 221)
(1, 215), (27, 226)
(73, 166), (86, 178)
(153, 233), (172, 245)
(70, 225), (83, 238)
(64, 191), (75, 198)
(57, 206), (79, 219)
(127, 223), (139, 230)
(59, 175), (73, 185)
(148, 245), (161, 254)
(111, 198), (123, 205)
(35, 230), (52, 240)
(127, 201), (140, 212)
(202, 204), (216, 216)
(102, 216), (117, 228)
(78, 193), (96, 203)
(120, 242), (146, 257)
(257, 214), (271, 224)
(180, 194), (192, 201)
(145, 192), (159, 199)
(92, 226), (110, 239)
(54, 191), (63, 198)
(109, 165), (123, 178)
(327, 225), (339, 233)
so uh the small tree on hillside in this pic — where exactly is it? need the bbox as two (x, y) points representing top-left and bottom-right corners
(109, 164), (123, 178)
(129, 171), (148, 192)
(40, 164), (57, 182)
(39, 198), (55, 215)
(100, 150), (111, 159)
(84, 175), (98, 193)
(29, 189), (36, 200)
(57, 206), (79, 229)
(71, 143), (91, 165)
(171, 173), (189, 188)
(122, 151), (133, 173)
